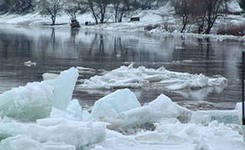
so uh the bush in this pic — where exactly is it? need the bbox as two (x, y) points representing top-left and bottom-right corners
(217, 24), (245, 36)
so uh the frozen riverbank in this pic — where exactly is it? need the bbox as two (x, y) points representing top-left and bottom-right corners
(0, 1), (244, 41)
(0, 67), (244, 150)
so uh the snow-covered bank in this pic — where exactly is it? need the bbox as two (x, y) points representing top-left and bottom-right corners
(78, 64), (228, 92)
(0, 1), (244, 41)
(0, 67), (244, 150)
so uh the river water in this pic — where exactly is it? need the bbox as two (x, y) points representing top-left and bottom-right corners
(0, 26), (244, 110)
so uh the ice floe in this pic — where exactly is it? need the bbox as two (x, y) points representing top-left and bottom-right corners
(78, 64), (228, 92)
(91, 89), (141, 121)
(0, 67), (244, 150)
(0, 82), (53, 121)
(42, 73), (59, 81)
(0, 67), (78, 121)
(24, 61), (37, 67)
(43, 67), (79, 110)
(0, 135), (76, 150)
(96, 93), (191, 131)
(0, 119), (106, 149)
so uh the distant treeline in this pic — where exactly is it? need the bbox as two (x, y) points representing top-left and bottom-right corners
(0, 0), (244, 34)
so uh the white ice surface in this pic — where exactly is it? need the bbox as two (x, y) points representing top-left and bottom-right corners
(0, 82), (53, 121)
(91, 89), (141, 121)
(0, 135), (75, 150)
(79, 64), (228, 91)
(93, 120), (245, 150)
(43, 67), (79, 110)
(0, 119), (106, 149)
(0, 66), (244, 150)
(105, 94), (191, 131)
(0, 67), (79, 121)
(42, 73), (59, 81)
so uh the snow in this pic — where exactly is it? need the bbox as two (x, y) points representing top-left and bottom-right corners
(227, 0), (243, 13)
(43, 67), (79, 110)
(78, 64), (228, 92)
(91, 89), (141, 121)
(0, 1), (243, 43)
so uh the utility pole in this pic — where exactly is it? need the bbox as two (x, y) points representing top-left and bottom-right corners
(242, 51), (245, 125)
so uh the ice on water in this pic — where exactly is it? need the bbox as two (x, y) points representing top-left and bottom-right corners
(43, 67), (79, 110)
(0, 67), (244, 150)
(0, 135), (76, 150)
(78, 64), (228, 92)
(0, 67), (79, 121)
(91, 89), (141, 121)
(0, 82), (53, 121)
(0, 119), (106, 149)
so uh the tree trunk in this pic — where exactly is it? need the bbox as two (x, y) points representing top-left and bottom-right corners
(51, 15), (56, 25)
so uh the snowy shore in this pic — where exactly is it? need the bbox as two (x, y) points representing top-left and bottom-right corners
(0, 2), (244, 42)
(0, 67), (244, 150)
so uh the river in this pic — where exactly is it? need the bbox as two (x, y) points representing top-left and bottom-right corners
(0, 25), (244, 110)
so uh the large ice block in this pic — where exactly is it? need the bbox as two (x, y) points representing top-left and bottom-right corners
(91, 89), (141, 121)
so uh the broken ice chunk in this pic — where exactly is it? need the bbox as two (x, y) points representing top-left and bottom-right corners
(0, 82), (53, 121)
(43, 67), (79, 110)
(91, 89), (141, 121)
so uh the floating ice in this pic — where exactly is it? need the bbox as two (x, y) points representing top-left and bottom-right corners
(77, 66), (97, 74)
(78, 65), (227, 92)
(94, 120), (245, 150)
(50, 99), (83, 121)
(66, 99), (83, 120)
(42, 73), (59, 81)
(43, 67), (79, 110)
(0, 135), (75, 150)
(24, 61), (37, 67)
(91, 89), (141, 121)
(0, 82), (53, 121)
(190, 109), (240, 125)
(0, 67), (79, 121)
(106, 94), (191, 130)
(0, 119), (106, 149)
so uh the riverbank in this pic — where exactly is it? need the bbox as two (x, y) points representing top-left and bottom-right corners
(0, 2), (244, 39)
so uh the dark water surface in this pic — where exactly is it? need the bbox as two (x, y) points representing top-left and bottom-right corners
(0, 26), (244, 109)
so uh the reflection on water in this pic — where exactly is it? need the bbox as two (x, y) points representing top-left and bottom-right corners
(0, 26), (244, 109)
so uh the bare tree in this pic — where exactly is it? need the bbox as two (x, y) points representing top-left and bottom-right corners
(172, 0), (191, 32)
(39, 0), (64, 25)
(173, 0), (225, 34)
(64, 0), (80, 20)
(86, 0), (111, 24)
(111, 0), (131, 22)
(204, 0), (224, 34)
(64, 0), (87, 20)
(0, 0), (35, 14)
